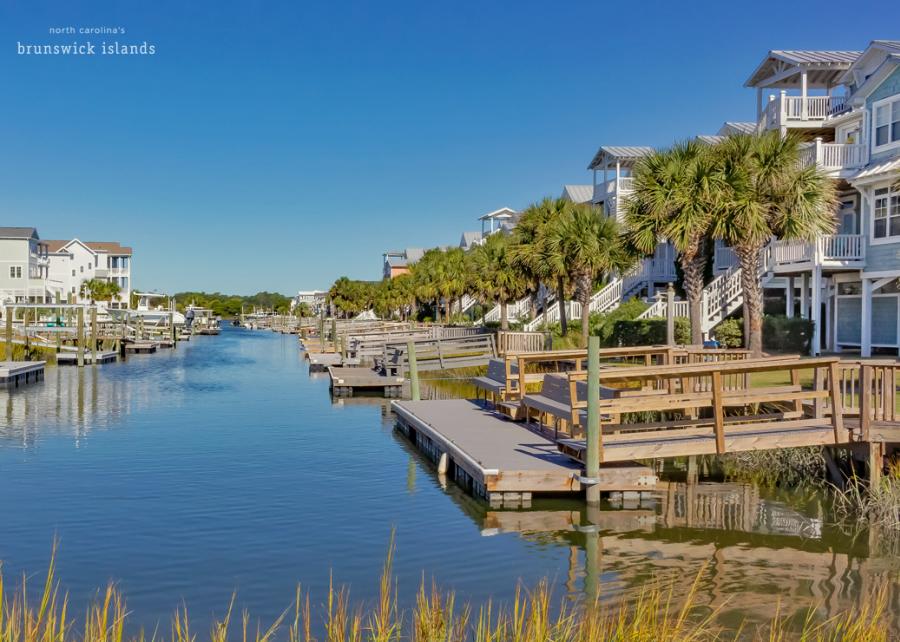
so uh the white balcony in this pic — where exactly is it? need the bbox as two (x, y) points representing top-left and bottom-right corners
(759, 93), (849, 131)
(593, 177), (635, 221)
(799, 140), (866, 175)
(768, 234), (864, 271)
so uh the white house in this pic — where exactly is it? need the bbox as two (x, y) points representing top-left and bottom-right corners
(0, 227), (61, 304)
(46, 238), (133, 308)
(293, 290), (327, 314)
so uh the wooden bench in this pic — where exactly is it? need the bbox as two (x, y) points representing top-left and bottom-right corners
(522, 374), (592, 438)
(556, 356), (845, 463)
(383, 334), (497, 375)
(471, 358), (546, 404)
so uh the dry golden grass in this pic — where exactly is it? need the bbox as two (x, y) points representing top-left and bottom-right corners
(0, 540), (891, 642)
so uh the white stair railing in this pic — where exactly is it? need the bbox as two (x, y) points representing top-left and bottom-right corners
(478, 294), (531, 325)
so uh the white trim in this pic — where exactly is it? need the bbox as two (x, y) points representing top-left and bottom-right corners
(868, 183), (900, 245)
(871, 94), (900, 154)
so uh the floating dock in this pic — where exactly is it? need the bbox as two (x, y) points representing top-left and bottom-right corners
(328, 367), (405, 397)
(392, 399), (657, 505)
(0, 361), (45, 388)
(124, 341), (158, 354)
(57, 351), (118, 365)
(307, 352), (342, 372)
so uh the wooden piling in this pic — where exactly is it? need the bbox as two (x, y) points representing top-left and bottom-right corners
(407, 340), (420, 401)
(23, 308), (29, 353)
(77, 307), (85, 368)
(5, 306), (13, 361)
(666, 282), (675, 346)
(586, 335), (601, 504)
(90, 306), (98, 364)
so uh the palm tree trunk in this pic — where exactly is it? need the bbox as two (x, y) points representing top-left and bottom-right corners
(530, 279), (540, 320)
(500, 299), (509, 331)
(680, 241), (707, 346)
(737, 245), (764, 357)
(557, 276), (568, 335)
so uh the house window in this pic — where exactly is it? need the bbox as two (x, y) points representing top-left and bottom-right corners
(873, 187), (900, 239)
(71, 269), (75, 277)
(8, 266), (21, 279)
(873, 96), (900, 149)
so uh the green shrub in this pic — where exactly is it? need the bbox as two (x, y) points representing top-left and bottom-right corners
(763, 315), (813, 353)
(589, 298), (649, 346)
(609, 317), (690, 347)
(713, 318), (743, 348)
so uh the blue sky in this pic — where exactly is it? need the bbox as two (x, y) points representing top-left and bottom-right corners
(0, 1), (896, 294)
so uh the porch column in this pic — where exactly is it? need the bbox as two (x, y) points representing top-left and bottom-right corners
(756, 87), (763, 120)
(615, 161), (621, 191)
(786, 276), (795, 317)
(810, 265), (821, 356)
(800, 71), (808, 120)
(825, 281), (835, 352)
(800, 273), (810, 319)
(861, 278), (872, 357)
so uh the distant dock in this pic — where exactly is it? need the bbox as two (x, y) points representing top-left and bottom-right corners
(0, 361), (45, 388)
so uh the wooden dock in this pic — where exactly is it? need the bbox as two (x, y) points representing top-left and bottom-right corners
(392, 399), (657, 504)
(57, 351), (118, 365)
(328, 367), (405, 397)
(123, 341), (158, 354)
(307, 352), (343, 372)
(0, 361), (45, 388)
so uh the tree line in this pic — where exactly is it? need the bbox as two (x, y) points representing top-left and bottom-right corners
(327, 131), (836, 355)
(172, 291), (293, 317)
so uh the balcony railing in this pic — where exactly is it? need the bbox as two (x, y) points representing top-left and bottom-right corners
(769, 234), (864, 267)
(799, 140), (867, 172)
(593, 176), (635, 202)
(761, 93), (849, 130)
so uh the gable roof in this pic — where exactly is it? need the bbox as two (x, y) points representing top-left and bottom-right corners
(561, 184), (593, 204)
(840, 41), (900, 100)
(459, 231), (482, 249)
(744, 49), (861, 88)
(0, 227), (39, 240)
(718, 121), (757, 136)
(44, 239), (133, 255)
(587, 146), (655, 170)
(478, 207), (517, 221)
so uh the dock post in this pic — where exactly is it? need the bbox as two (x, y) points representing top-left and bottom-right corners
(77, 307), (85, 368)
(407, 340), (420, 401)
(318, 317), (325, 351)
(331, 318), (337, 352)
(666, 282), (675, 346)
(22, 308), (30, 354)
(5, 306), (13, 361)
(170, 311), (177, 348)
(90, 306), (98, 365)
(586, 335), (601, 505)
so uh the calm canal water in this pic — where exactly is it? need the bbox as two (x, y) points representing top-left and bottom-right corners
(1, 326), (898, 634)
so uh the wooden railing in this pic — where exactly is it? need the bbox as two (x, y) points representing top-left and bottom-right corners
(761, 94), (848, 129)
(497, 331), (546, 355)
(565, 356), (845, 462)
(835, 360), (899, 441)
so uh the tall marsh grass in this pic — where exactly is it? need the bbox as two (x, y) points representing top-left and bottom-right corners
(0, 542), (891, 642)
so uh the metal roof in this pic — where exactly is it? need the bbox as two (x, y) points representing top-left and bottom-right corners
(587, 146), (654, 170)
(0, 227), (39, 240)
(478, 207), (517, 221)
(696, 134), (725, 145)
(561, 184), (593, 204)
(745, 50), (861, 88)
(850, 158), (900, 184)
(459, 231), (482, 249)
(719, 121), (757, 135)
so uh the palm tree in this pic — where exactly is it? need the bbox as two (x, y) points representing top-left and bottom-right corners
(711, 131), (836, 356)
(469, 232), (526, 330)
(439, 247), (468, 322)
(510, 197), (572, 333)
(626, 141), (719, 345)
(80, 278), (121, 304)
(548, 204), (635, 347)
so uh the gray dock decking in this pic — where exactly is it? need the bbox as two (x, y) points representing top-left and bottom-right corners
(0, 361), (45, 388)
(328, 367), (405, 397)
(392, 399), (658, 502)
